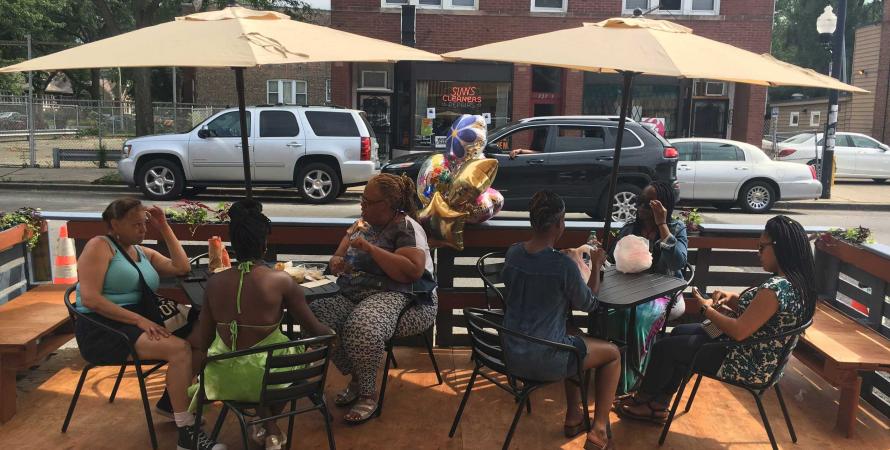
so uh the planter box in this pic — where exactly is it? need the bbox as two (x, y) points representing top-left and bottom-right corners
(0, 224), (27, 253)
(816, 234), (890, 284)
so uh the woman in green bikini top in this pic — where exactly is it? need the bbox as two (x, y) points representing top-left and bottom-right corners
(192, 200), (332, 450)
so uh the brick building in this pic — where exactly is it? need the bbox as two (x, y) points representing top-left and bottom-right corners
(330, 0), (775, 157)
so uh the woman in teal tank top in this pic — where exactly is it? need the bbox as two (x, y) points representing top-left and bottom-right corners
(192, 200), (333, 450)
(75, 198), (225, 450)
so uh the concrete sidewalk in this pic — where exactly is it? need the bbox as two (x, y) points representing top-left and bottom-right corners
(0, 166), (887, 210)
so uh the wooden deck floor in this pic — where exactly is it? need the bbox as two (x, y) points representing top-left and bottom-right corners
(1, 347), (888, 450)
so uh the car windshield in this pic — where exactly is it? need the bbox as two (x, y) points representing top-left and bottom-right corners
(781, 133), (816, 144)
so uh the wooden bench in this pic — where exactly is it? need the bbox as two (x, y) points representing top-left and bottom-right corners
(0, 284), (74, 423)
(52, 148), (122, 168)
(793, 302), (890, 437)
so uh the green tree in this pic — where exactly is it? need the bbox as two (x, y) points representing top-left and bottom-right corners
(772, 0), (883, 100)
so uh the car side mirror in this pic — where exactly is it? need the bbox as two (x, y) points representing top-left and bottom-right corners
(484, 143), (501, 154)
(881, 144), (890, 152)
(197, 127), (211, 139)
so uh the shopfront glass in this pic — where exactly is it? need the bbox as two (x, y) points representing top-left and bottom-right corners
(414, 80), (511, 148)
(582, 74), (681, 138)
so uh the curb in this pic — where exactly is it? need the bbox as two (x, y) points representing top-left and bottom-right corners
(774, 201), (890, 212)
(0, 182), (363, 199)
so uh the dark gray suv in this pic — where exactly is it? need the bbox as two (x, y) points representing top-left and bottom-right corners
(382, 116), (679, 221)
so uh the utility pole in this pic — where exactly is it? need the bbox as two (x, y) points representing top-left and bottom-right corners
(821, 0), (847, 199)
(26, 34), (36, 167)
(172, 67), (177, 132)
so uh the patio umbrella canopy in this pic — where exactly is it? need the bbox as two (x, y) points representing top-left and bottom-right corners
(0, 6), (442, 196)
(444, 16), (865, 243)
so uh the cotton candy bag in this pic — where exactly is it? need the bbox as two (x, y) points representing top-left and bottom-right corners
(613, 235), (652, 274)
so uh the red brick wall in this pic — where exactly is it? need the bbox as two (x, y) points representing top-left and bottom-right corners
(872, 0), (890, 143)
(332, 0), (775, 144)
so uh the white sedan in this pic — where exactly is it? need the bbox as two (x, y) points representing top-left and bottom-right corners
(671, 138), (823, 213)
(775, 132), (890, 183)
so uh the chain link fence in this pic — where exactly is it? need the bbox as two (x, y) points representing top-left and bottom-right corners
(0, 94), (226, 168)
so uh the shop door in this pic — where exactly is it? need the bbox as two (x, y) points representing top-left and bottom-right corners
(691, 99), (728, 138)
(358, 94), (391, 161)
(530, 66), (563, 117)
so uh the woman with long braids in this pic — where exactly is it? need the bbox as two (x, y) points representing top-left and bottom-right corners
(606, 180), (688, 392)
(616, 215), (816, 423)
(501, 190), (619, 450)
(194, 199), (333, 450)
(311, 173), (437, 424)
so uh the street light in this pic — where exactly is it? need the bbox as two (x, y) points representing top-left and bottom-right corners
(815, 2), (844, 200)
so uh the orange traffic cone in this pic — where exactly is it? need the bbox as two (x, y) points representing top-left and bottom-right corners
(53, 224), (77, 284)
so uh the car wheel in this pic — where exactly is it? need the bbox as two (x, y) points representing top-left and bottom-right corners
(713, 202), (735, 212)
(298, 163), (341, 204)
(138, 159), (185, 200)
(873, 178), (887, 184)
(600, 183), (642, 223)
(339, 184), (348, 196)
(739, 181), (776, 214)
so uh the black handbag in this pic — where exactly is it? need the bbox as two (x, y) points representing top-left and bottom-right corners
(107, 236), (192, 332)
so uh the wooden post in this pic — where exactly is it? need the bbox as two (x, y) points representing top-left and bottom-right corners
(836, 370), (862, 438)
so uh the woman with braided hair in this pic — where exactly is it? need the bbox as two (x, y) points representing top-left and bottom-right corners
(617, 215), (815, 424)
(194, 199), (333, 450)
(311, 173), (437, 424)
(502, 190), (620, 450)
(605, 180), (688, 392)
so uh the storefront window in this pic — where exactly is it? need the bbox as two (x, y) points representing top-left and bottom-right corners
(582, 74), (681, 138)
(414, 80), (511, 148)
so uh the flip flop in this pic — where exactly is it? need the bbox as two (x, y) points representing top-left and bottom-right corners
(334, 384), (359, 407)
(584, 436), (612, 450)
(563, 416), (595, 438)
(615, 401), (669, 424)
(344, 397), (378, 425)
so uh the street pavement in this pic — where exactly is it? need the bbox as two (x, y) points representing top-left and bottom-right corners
(1, 167), (889, 243)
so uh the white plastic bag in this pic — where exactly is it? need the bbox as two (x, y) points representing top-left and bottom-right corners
(613, 235), (652, 274)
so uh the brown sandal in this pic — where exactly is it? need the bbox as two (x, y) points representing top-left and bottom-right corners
(563, 416), (594, 438)
(615, 400), (668, 424)
(584, 435), (612, 450)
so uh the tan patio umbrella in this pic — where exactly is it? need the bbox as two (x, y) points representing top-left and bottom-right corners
(0, 5), (442, 196)
(444, 15), (864, 242)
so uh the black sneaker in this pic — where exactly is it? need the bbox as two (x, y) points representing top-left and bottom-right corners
(176, 424), (226, 450)
(154, 389), (173, 419)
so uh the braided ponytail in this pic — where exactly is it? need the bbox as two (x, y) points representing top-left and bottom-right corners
(765, 215), (817, 320)
(371, 173), (418, 219)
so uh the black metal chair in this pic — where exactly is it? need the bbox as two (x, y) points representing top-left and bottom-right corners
(449, 308), (592, 450)
(659, 263), (695, 335)
(658, 319), (813, 450)
(194, 334), (338, 450)
(61, 286), (167, 449)
(476, 252), (506, 310)
(377, 296), (443, 418)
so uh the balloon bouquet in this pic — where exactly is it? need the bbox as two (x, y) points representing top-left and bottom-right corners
(417, 114), (504, 250)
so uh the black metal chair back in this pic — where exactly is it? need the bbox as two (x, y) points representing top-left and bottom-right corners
(194, 334), (337, 450)
(476, 252), (506, 310)
(659, 318), (813, 450)
(61, 286), (166, 449)
(450, 308), (590, 450)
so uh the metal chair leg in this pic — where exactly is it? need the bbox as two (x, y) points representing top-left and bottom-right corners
(232, 409), (250, 450)
(658, 373), (692, 446)
(449, 366), (479, 437)
(503, 393), (529, 450)
(753, 391), (779, 450)
(376, 347), (395, 418)
(61, 364), (93, 432)
(133, 363), (159, 450)
(684, 374), (703, 413)
(210, 404), (229, 441)
(423, 331), (443, 385)
(286, 399), (296, 450)
(580, 372), (592, 434)
(109, 364), (126, 403)
(321, 401), (336, 450)
(774, 385), (797, 443)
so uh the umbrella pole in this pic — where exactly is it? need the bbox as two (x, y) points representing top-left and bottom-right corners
(233, 67), (253, 198)
(601, 71), (636, 250)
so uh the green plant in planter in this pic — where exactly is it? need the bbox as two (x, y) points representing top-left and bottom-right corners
(165, 200), (232, 236)
(821, 226), (874, 245)
(0, 207), (43, 250)
(673, 208), (703, 232)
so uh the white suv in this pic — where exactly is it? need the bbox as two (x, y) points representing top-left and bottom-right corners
(118, 106), (380, 203)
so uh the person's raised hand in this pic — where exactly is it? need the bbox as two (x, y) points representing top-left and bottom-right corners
(651, 200), (668, 225)
(146, 205), (168, 230)
(349, 235), (373, 253)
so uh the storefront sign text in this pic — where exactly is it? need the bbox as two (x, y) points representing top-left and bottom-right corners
(441, 86), (483, 107)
